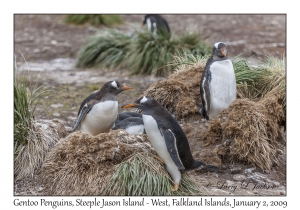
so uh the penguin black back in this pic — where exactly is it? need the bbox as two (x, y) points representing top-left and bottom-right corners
(142, 14), (171, 39)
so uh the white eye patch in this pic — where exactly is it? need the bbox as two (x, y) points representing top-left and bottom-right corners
(214, 42), (226, 49)
(140, 96), (148, 103)
(111, 81), (118, 88)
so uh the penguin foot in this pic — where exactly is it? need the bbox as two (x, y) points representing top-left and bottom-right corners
(154, 155), (164, 164)
(171, 184), (179, 192)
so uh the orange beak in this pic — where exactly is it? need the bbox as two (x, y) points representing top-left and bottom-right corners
(220, 49), (227, 57)
(122, 103), (137, 108)
(122, 85), (133, 91)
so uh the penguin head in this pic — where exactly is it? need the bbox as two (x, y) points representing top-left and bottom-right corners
(122, 96), (159, 112)
(102, 80), (132, 96)
(142, 14), (154, 26)
(213, 42), (227, 58)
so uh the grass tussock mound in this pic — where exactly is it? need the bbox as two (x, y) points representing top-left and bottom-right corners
(63, 14), (122, 26)
(14, 119), (67, 180)
(234, 56), (286, 104)
(76, 30), (131, 69)
(143, 54), (208, 121)
(203, 88), (285, 170)
(103, 152), (202, 196)
(76, 30), (210, 76)
(14, 59), (63, 180)
(40, 130), (153, 195)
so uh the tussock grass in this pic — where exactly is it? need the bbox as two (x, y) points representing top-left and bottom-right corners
(64, 14), (122, 26)
(143, 54), (207, 121)
(126, 31), (210, 76)
(14, 74), (32, 158)
(14, 57), (66, 180)
(103, 152), (202, 196)
(233, 55), (286, 103)
(76, 30), (131, 69)
(40, 130), (153, 195)
(203, 92), (285, 170)
(76, 30), (210, 76)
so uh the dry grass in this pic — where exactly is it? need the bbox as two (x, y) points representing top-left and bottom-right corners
(40, 130), (153, 195)
(203, 88), (285, 170)
(14, 119), (67, 180)
(143, 54), (208, 121)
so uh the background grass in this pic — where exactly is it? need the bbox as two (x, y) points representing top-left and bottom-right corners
(76, 30), (210, 76)
(64, 14), (122, 26)
(76, 30), (131, 69)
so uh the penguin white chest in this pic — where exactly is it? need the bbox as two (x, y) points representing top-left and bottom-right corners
(80, 101), (118, 135)
(209, 60), (236, 118)
(142, 114), (181, 184)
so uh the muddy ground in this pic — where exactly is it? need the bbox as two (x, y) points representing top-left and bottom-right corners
(14, 14), (286, 196)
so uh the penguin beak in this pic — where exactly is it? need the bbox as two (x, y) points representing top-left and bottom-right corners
(122, 103), (137, 108)
(121, 85), (133, 91)
(220, 48), (227, 57)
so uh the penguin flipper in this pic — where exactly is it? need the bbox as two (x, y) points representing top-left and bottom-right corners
(72, 104), (92, 132)
(160, 128), (185, 170)
(200, 69), (211, 120)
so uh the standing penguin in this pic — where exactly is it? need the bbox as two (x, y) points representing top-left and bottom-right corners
(122, 96), (218, 191)
(200, 42), (236, 120)
(142, 14), (171, 39)
(72, 81), (132, 136)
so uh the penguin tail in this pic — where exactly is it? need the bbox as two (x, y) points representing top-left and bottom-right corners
(195, 102), (208, 120)
(192, 160), (219, 172)
(195, 101), (210, 120)
(203, 164), (219, 172)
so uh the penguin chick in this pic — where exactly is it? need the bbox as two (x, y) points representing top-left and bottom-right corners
(72, 81), (132, 136)
(122, 96), (218, 191)
(200, 42), (236, 120)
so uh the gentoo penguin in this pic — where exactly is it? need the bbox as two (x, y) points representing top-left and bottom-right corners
(122, 96), (218, 191)
(72, 81), (132, 136)
(142, 14), (171, 39)
(200, 42), (236, 120)
(112, 117), (146, 135)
